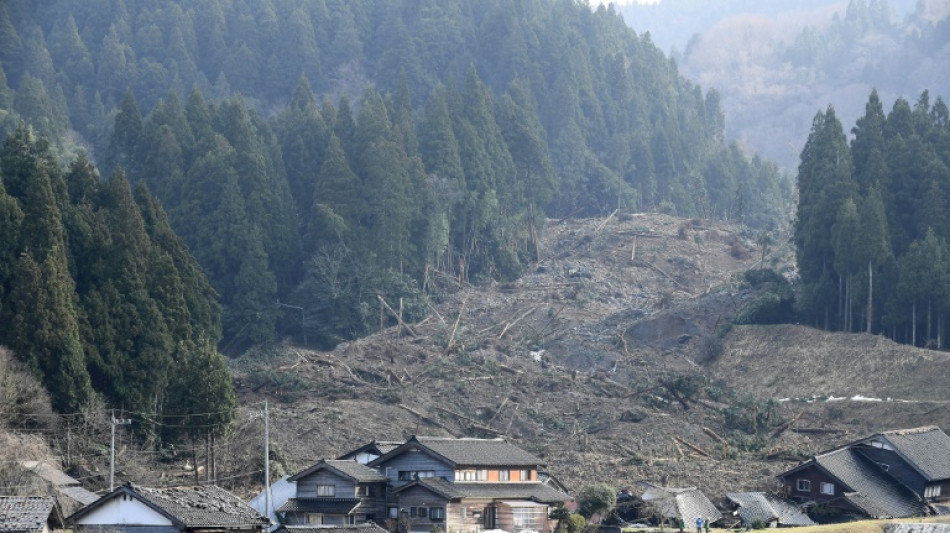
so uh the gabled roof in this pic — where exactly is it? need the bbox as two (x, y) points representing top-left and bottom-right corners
(276, 499), (362, 515)
(18, 461), (98, 506)
(68, 483), (268, 528)
(0, 497), (54, 533)
(873, 426), (950, 481)
(288, 460), (386, 483)
(801, 448), (928, 518)
(392, 477), (568, 504)
(248, 475), (296, 532)
(369, 436), (544, 468)
(725, 492), (815, 527)
(337, 441), (402, 461)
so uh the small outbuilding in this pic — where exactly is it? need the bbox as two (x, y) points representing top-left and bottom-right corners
(638, 482), (721, 528)
(725, 492), (815, 528)
(68, 483), (269, 533)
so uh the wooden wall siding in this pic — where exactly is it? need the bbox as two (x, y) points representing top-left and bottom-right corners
(490, 503), (549, 533)
(377, 450), (453, 484)
(445, 502), (487, 533)
(297, 470), (357, 498)
(857, 447), (927, 496)
(394, 486), (448, 531)
(784, 467), (846, 502)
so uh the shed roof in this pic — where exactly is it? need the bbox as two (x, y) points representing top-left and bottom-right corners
(288, 460), (386, 483)
(0, 496), (55, 533)
(725, 492), (814, 527)
(276, 498), (362, 515)
(393, 478), (568, 504)
(275, 524), (387, 533)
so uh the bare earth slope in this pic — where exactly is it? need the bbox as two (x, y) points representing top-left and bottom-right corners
(233, 214), (950, 499)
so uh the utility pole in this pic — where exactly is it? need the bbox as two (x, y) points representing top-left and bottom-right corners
(264, 401), (271, 526)
(110, 410), (131, 491)
(276, 300), (306, 346)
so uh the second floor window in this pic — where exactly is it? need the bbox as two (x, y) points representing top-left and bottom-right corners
(456, 469), (488, 481)
(316, 485), (335, 497)
(499, 470), (510, 481)
(820, 482), (835, 495)
(429, 507), (445, 521)
(519, 469), (531, 481)
(797, 479), (811, 492)
(398, 470), (435, 481)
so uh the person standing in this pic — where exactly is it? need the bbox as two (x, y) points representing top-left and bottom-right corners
(695, 516), (703, 533)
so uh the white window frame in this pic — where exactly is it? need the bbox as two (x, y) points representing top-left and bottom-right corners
(925, 485), (942, 498)
(388, 507), (399, 519)
(499, 469), (510, 481)
(797, 479), (811, 492)
(316, 484), (335, 497)
(429, 507), (445, 520)
(306, 513), (323, 525)
(519, 469), (531, 481)
(820, 482), (835, 495)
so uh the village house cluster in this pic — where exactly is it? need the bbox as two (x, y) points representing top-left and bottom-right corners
(1, 428), (948, 533)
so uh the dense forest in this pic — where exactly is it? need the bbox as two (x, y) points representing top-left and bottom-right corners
(795, 89), (950, 347)
(0, 0), (791, 371)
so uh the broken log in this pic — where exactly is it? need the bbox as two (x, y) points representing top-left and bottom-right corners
(376, 294), (418, 337)
(672, 436), (712, 458)
(770, 410), (805, 438)
(792, 427), (845, 435)
(595, 209), (618, 232)
(397, 404), (459, 437)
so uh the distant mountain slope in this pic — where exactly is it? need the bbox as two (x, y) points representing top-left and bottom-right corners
(619, 0), (948, 169)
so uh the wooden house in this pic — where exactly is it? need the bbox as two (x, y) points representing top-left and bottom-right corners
(279, 460), (387, 527)
(778, 426), (950, 519)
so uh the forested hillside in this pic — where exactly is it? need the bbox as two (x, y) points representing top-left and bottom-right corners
(795, 90), (950, 348)
(0, 126), (234, 426)
(0, 0), (790, 356)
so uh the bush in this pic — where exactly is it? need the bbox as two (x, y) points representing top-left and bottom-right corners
(578, 484), (617, 518)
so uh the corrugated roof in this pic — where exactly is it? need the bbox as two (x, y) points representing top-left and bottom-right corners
(814, 448), (928, 518)
(134, 485), (269, 527)
(725, 492), (814, 527)
(0, 496), (54, 532)
(275, 524), (387, 533)
(880, 426), (950, 481)
(276, 499), (361, 515)
(289, 460), (386, 483)
(412, 436), (545, 467)
(394, 478), (568, 504)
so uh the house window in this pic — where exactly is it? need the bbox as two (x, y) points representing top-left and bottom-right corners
(519, 469), (531, 481)
(499, 470), (510, 481)
(410, 507), (428, 518)
(925, 486), (942, 498)
(388, 507), (399, 519)
(306, 514), (323, 525)
(461, 507), (468, 519)
(399, 470), (435, 481)
(511, 507), (545, 531)
(477, 469), (488, 480)
(797, 479), (811, 492)
(357, 485), (375, 497)
(429, 507), (445, 521)
(316, 485), (335, 497)
(820, 482), (835, 495)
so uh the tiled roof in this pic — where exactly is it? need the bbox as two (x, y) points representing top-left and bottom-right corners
(19, 462), (80, 487)
(276, 498), (362, 515)
(411, 436), (545, 467)
(394, 478), (568, 503)
(814, 448), (928, 518)
(879, 426), (950, 481)
(638, 483), (722, 526)
(725, 492), (814, 527)
(289, 460), (386, 483)
(134, 485), (269, 527)
(275, 524), (387, 533)
(57, 485), (99, 506)
(0, 496), (54, 532)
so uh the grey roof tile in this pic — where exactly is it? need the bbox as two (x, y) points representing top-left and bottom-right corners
(879, 426), (950, 481)
(394, 478), (568, 503)
(57, 485), (99, 506)
(275, 524), (387, 533)
(814, 448), (928, 518)
(638, 483), (721, 526)
(412, 436), (544, 467)
(133, 485), (269, 527)
(0, 496), (55, 532)
(289, 461), (386, 483)
(276, 499), (362, 515)
(725, 492), (814, 527)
